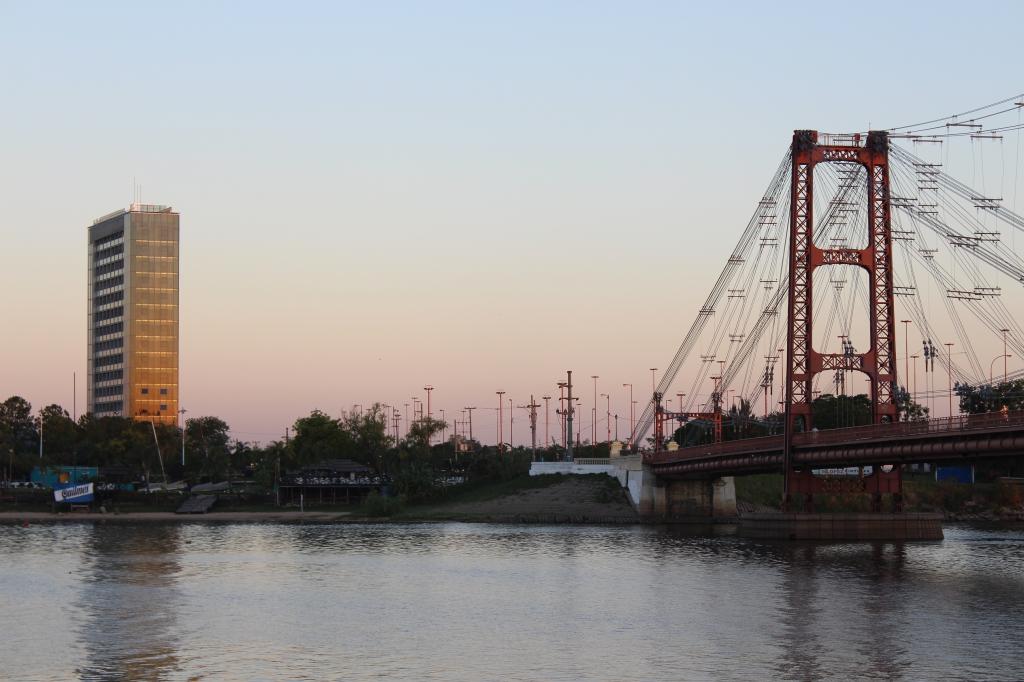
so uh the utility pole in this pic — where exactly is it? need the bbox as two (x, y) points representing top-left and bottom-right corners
(591, 375), (599, 446)
(496, 391), (505, 451)
(464, 406), (476, 446)
(518, 396), (540, 459)
(565, 371), (574, 461)
(508, 397), (513, 449)
(557, 382), (568, 448)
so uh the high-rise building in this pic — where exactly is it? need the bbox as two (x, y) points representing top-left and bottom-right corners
(87, 203), (179, 424)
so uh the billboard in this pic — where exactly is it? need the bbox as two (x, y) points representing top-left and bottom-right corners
(54, 483), (94, 504)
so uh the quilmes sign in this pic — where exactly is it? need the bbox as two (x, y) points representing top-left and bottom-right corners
(54, 483), (94, 504)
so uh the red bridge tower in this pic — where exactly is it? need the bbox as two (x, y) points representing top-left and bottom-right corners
(783, 130), (901, 510)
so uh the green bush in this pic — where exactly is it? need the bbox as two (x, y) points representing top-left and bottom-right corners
(360, 491), (404, 517)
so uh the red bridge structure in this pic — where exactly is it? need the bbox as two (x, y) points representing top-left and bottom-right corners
(630, 117), (1024, 536)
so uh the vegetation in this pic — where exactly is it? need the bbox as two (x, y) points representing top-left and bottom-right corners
(956, 378), (1024, 414)
(0, 396), (540, 504)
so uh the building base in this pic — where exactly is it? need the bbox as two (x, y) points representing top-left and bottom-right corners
(739, 512), (943, 541)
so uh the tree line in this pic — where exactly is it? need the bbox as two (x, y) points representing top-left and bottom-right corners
(0, 398), (533, 500)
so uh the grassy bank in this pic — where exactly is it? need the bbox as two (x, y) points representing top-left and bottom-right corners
(733, 471), (1024, 517)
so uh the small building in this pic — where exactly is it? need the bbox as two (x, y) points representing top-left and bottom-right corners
(279, 459), (383, 506)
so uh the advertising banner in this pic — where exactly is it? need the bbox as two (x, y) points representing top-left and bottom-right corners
(54, 483), (94, 504)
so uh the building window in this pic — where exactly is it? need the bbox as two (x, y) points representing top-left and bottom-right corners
(160, 388), (168, 395)
(160, 404), (168, 411)
(141, 387), (149, 395)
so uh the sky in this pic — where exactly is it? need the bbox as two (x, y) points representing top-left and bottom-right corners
(1, 1), (1023, 444)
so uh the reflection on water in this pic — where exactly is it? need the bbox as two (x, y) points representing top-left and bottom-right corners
(0, 522), (1022, 681)
(74, 524), (183, 680)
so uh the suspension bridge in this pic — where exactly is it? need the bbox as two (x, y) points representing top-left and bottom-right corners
(622, 94), (1024, 534)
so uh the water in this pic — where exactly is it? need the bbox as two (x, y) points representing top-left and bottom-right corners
(1, 522), (1022, 681)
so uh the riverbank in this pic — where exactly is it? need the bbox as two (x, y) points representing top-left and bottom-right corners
(0, 510), (352, 523)
(0, 475), (640, 524)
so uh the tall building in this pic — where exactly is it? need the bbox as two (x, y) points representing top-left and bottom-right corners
(87, 204), (179, 425)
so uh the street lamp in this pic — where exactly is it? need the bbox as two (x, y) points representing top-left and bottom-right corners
(901, 319), (911, 392)
(600, 393), (610, 443)
(542, 396), (551, 448)
(991, 354), (1012, 384)
(944, 342), (955, 417)
(179, 407), (187, 466)
(1000, 328), (1011, 382)
(622, 383), (633, 446)
(496, 391), (505, 451)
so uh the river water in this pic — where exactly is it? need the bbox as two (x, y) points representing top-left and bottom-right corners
(1, 522), (1022, 681)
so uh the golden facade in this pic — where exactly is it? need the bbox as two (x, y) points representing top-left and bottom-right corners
(88, 204), (179, 425)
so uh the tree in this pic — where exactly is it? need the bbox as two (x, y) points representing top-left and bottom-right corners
(291, 410), (355, 466)
(896, 387), (929, 422)
(0, 396), (37, 455)
(405, 417), (446, 454)
(810, 393), (872, 430)
(341, 403), (393, 469)
(40, 404), (78, 463)
(956, 379), (1024, 415)
(185, 416), (232, 481)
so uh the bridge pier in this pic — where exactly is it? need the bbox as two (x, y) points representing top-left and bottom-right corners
(739, 512), (943, 541)
(641, 471), (736, 521)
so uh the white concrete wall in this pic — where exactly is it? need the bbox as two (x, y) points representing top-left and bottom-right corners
(528, 457), (649, 512)
(529, 462), (615, 476)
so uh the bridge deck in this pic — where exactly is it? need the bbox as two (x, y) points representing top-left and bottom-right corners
(647, 410), (1024, 477)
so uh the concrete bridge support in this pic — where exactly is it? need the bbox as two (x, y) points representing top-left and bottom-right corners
(638, 469), (736, 521)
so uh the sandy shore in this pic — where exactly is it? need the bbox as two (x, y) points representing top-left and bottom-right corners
(0, 510), (351, 523)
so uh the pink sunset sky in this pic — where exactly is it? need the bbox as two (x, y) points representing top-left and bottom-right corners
(2, 3), (1022, 444)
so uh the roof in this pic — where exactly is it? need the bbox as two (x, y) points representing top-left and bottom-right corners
(300, 459), (374, 474)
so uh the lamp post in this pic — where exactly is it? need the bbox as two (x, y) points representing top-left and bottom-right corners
(910, 355), (919, 406)
(901, 319), (911, 392)
(944, 342), (955, 417)
(622, 383), (633, 446)
(496, 391), (505, 451)
(600, 393), (610, 443)
(991, 354), (1012, 384)
(649, 368), (657, 416)
(591, 375), (599, 445)
(1000, 328), (1011, 382)
(179, 407), (187, 466)
(542, 396), (551, 448)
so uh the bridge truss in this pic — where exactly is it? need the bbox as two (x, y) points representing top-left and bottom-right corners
(634, 95), (1024, 507)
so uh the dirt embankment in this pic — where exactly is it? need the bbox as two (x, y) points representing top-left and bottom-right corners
(406, 476), (639, 523)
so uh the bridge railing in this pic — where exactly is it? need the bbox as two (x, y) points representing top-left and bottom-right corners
(646, 410), (1024, 464)
(796, 409), (1024, 447)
